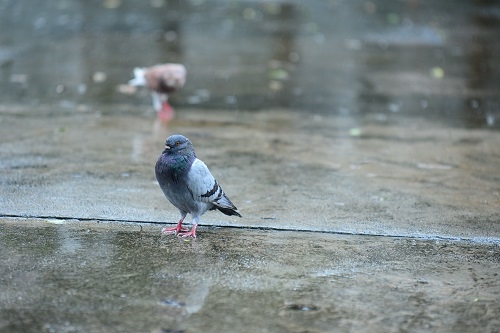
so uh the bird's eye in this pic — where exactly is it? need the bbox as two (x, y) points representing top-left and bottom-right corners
(175, 141), (180, 146)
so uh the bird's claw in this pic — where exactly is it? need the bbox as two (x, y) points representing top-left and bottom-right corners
(162, 226), (188, 235)
(178, 230), (196, 238)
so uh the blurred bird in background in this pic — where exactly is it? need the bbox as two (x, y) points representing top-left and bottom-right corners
(129, 63), (186, 123)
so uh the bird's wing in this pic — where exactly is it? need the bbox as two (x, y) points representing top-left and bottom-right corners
(186, 159), (236, 209)
(186, 158), (241, 217)
(159, 64), (187, 89)
(186, 159), (221, 203)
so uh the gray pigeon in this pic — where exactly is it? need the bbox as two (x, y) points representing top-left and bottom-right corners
(155, 134), (241, 238)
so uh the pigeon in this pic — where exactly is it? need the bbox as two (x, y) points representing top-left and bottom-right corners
(155, 134), (241, 238)
(129, 63), (186, 123)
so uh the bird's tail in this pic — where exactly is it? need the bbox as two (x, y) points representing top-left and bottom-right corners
(128, 67), (146, 86)
(213, 195), (242, 217)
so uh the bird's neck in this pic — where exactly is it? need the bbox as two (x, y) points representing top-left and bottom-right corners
(164, 154), (194, 182)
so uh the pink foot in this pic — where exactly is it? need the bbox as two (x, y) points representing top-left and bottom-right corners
(157, 102), (174, 123)
(178, 225), (197, 238)
(162, 219), (188, 235)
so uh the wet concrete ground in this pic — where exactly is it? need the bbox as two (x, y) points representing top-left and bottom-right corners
(1, 107), (499, 332)
(1, 218), (499, 333)
(1, 107), (499, 240)
(1, 0), (500, 332)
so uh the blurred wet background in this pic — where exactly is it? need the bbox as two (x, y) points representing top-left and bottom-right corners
(1, 2), (500, 331)
(1, 0), (499, 128)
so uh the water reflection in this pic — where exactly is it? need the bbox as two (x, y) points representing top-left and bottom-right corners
(0, 0), (498, 128)
(463, 0), (498, 127)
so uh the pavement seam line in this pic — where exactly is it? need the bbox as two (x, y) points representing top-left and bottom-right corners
(2, 214), (499, 245)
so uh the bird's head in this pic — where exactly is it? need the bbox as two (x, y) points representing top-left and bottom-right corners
(163, 134), (195, 156)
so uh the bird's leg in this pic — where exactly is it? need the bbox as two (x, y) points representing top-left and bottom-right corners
(151, 91), (162, 112)
(162, 217), (188, 235)
(178, 224), (197, 238)
(158, 101), (174, 122)
(178, 217), (198, 238)
(152, 92), (174, 122)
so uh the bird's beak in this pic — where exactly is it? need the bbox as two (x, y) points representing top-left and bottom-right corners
(164, 145), (171, 150)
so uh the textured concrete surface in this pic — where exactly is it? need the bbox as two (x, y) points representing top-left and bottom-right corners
(1, 107), (499, 333)
(1, 107), (499, 240)
(1, 218), (499, 333)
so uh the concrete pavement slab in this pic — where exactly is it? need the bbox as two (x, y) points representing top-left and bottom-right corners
(1, 106), (499, 242)
(1, 218), (499, 333)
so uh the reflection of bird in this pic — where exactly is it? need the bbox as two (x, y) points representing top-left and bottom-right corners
(155, 134), (241, 238)
(129, 63), (186, 122)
